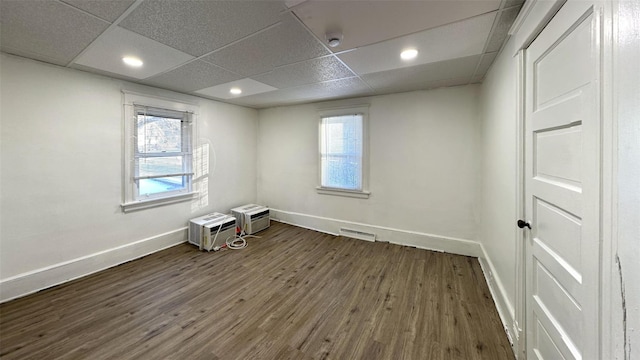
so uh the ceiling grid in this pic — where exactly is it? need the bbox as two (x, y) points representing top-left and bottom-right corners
(0, 0), (524, 108)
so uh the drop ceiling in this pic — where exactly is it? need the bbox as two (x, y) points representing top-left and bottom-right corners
(0, 0), (524, 109)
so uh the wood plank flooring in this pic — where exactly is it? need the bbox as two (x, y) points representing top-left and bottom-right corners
(0, 221), (514, 360)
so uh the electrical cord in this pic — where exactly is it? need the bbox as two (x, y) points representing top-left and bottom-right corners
(206, 213), (263, 252)
(205, 214), (234, 252)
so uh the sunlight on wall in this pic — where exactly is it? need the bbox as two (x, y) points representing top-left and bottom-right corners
(191, 140), (212, 213)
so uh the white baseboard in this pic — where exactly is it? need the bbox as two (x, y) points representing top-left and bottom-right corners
(478, 244), (518, 353)
(270, 208), (482, 257)
(0, 228), (188, 303)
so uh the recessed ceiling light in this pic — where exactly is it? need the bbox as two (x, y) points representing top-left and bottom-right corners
(122, 56), (143, 67)
(400, 49), (418, 60)
(230, 87), (242, 95)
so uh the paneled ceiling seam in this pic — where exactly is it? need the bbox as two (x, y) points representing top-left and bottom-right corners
(287, 10), (375, 93)
(470, 8), (503, 79)
(470, 3), (521, 79)
(336, 10), (501, 53)
(137, 22), (285, 82)
(249, 53), (356, 80)
(193, 21), (283, 74)
(55, 0), (112, 24)
(65, 0), (144, 67)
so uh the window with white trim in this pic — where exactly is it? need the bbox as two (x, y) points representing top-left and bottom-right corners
(134, 106), (192, 199)
(122, 92), (198, 212)
(317, 106), (370, 198)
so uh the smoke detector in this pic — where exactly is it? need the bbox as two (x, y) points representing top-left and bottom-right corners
(326, 32), (343, 48)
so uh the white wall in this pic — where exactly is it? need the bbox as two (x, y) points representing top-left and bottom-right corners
(257, 86), (482, 253)
(0, 54), (258, 301)
(477, 38), (519, 337)
(612, 0), (640, 357)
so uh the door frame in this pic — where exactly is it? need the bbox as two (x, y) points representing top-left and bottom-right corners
(511, 0), (617, 359)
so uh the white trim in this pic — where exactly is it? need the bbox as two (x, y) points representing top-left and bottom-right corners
(269, 208), (481, 257)
(317, 105), (370, 196)
(478, 244), (518, 354)
(315, 187), (370, 199)
(0, 228), (188, 303)
(121, 191), (198, 213)
(510, 0), (567, 54)
(122, 89), (199, 109)
(122, 91), (199, 210)
(599, 1), (616, 359)
(513, 49), (527, 360)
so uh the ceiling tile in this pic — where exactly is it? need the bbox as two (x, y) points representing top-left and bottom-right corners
(372, 77), (473, 97)
(202, 13), (329, 77)
(73, 26), (194, 80)
(119, 0), (283, 57)
(229, 77), (373, 108)
(252, 56), (355, 89)
(362, 55), (481, 91)
(0, 0), (110, 66)
(504, 0), (526, 9)
(485, 6), (522, 52)
(143, 60), (242, 93)
(195, 78), (277, 100)
(338, 13), (495, 75)
(60, 0), (135, 22)
(294, 0), (501, 52)
(475, 52), (499, 77)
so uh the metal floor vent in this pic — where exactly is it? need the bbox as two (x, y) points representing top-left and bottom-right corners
(339, 228), (376, 242)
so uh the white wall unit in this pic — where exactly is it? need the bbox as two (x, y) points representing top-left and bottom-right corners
(0, 54), (258, 302)
(257, 86), (482, 248)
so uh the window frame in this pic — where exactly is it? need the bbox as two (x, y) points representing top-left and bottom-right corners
(316, 105), (370, 199)
(121, 91), (198, 213)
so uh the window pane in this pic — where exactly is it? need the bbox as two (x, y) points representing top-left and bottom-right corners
(322, 155), (362, 190)
(138, 176), (186, 196)
(136, 114), (182, 153)
(320, 114), (363, 190)
(136, 156), (183, 177)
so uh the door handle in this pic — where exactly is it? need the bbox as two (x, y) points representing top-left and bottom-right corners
(517, 220), (531, 229)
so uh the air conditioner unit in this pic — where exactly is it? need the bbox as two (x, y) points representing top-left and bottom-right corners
(188, 212), (236, 250)
(231, 204), (270, 235)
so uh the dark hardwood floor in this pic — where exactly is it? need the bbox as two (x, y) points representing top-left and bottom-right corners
(0, 221), (514, 360)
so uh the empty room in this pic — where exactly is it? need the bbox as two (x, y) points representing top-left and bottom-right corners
(0, 0), (638, 359)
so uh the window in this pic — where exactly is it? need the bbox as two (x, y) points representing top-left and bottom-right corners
(134, 106), (192, 199)
(317, 106), (370, 198)
(122, 92), (198, 212)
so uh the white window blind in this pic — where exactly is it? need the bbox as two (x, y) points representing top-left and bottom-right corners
(320, 113), (364, 191)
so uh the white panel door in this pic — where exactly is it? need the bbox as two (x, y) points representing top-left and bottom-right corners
(524, 1), (601, 359)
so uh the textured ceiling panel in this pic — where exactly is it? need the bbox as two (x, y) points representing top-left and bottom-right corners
(362, 55), (481, 90)
(372, 77), (473, 97)
(475, 52), (499, 77)
(202, 14), (329, 77)
(143, 60), (242, 93)
(253, 56), (355, 89)
(0, 0), (110, 66)
(229, 77), (372, 108)
(195, 78), (277, 100)
(293, 0), (501, 52)
(61, 0), (136, 22)
(73, 26), (194, 80)
(338, 13), (495, 75)
(485, 6), (522, 52)
(119, 0), (283, 56)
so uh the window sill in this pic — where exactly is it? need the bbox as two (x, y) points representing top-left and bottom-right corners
(316, 187), (370, 199)
(121, 192), (198, 213)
